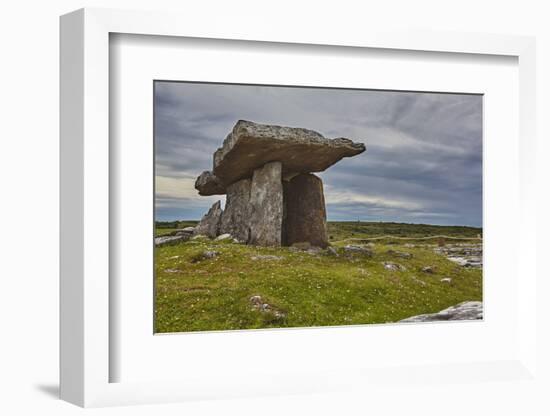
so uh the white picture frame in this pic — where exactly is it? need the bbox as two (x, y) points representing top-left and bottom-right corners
(60, 7), (538, 408)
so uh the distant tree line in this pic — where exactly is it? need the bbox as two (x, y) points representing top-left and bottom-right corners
(155, 220), (199, 229)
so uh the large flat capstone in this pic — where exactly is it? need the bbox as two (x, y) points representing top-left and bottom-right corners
(211, 120), (366, 187)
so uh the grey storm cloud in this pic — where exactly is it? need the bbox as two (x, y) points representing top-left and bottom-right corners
(154, 81), (482, 226)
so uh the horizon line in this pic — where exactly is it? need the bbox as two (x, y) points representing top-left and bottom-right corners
(154, 219), (483, 228)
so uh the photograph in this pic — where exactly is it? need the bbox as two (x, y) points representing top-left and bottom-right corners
(154, 81), (483, 333)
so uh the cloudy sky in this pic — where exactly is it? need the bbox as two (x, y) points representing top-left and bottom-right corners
(155, 81), (482, 227)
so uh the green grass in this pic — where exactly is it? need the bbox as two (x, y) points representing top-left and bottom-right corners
(155, 222), (482, 333)
(155, 220), (199, 236)
(327, 221), (482, 242)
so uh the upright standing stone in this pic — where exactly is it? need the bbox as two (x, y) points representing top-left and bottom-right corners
(283, 173), (328, 248)
(194, 200), (223, 238)
(219, 178), (252, 242)
(248, 161), (283, 246)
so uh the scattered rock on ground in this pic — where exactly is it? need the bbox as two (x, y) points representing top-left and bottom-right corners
(451, 256), (482, 268)
(440, 277), (452, 284)
(250, 255), (283, 261)
(421, 266), (436, 274)
(326, 246), (339, 256)
(249, 295), (263, 305)
(383, 261), (406, 271)
(215, 233), (233, 241)
(411, 276), (427, 286)
(191, 250), (220, 263)
(399, 301), (483, 322)
(344, 245), (373, 256)
(387, 249), (413, 259)
(249, 295), (286, 318)
(164, 269), (180, 273)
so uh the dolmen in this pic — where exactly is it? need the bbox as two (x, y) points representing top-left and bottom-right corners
(193, 120), (366, 248)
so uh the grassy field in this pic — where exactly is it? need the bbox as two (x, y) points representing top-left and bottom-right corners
(154, 221), (482, 333)
(327, 221), (481, 242)
(156, 220), (198, 236)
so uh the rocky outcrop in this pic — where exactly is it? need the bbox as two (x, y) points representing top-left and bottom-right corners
(192, 120), (366, 247)
(434, 244), (482, 268)
(219, 178), (252, 242)
(249, 162), (283, 246)
(282, 173), (328, 248)
(399, 301), (483, 323)
(193, 200), (223, 238)
(212, 120), (366, 186)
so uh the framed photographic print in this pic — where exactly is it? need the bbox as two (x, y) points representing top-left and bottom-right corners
(60, 8), (538, 408)
(153, 82), (483, 334)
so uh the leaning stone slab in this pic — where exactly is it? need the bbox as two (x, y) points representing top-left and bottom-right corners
(195, 170), (226, 196)
(193, 200), (223, 238)
(399, 301), (483, 323)
(212, 120), (366, 186)
(248, 161), (283, 246)
(219, 178), (252, 243)
(283, 173), (328, 248)
(155, 234), (190, 246)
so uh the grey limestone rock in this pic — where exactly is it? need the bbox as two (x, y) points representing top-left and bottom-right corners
(344, 245), (374, 256)
(282, 173), (328, 248)
(193, 200), (223, 238)
(154, 234), (190, 246)
(192, 120), (366, 248)
(248, 162), (283, 246)
(212, 120), (366, 186)
(219, 178), (252, 243)
(195, 170), (226, 196)
(400, 301), (483, 322)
